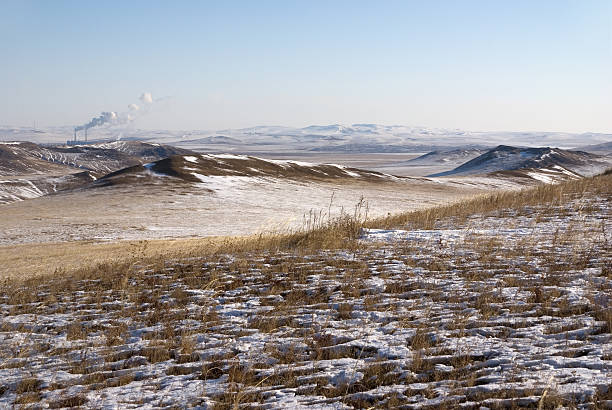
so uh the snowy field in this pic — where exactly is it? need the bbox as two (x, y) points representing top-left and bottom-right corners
(0, 177), (609, 408)
(0, 175), (520, 246)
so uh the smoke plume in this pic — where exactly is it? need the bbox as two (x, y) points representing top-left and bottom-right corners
(75, 92), (154, 132)
(140, 92), (153, 104)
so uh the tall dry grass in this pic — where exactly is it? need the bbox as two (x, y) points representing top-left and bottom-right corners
(366, 170), (611, 230)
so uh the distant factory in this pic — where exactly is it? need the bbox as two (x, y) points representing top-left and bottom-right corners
(67, 127), (94, 145)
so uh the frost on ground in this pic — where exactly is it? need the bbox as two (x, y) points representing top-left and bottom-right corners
(0, 187), (611, 408)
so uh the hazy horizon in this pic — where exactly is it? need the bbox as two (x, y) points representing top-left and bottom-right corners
(4, 121), (612, 137)
(1, 1), (611, 134)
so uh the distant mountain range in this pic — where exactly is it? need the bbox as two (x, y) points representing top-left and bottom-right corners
(2, 124), (610, 153)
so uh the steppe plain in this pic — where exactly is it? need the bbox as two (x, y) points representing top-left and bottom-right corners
(0, 128), (610, 408)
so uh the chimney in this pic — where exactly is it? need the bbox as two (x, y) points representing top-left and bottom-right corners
(85, 128), (87, 142)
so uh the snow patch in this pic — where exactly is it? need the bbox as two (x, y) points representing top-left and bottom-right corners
(183, 156), (199, 163)
(209, 153), (250, 160)
(262, 158), (315, 167)
(526, 172), (554, 184)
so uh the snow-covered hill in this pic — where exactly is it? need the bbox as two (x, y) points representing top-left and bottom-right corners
(0, 141), (197, 203)
(406, 148), (486, 165)
(0, 141), (194, 176)
(95, 154), (395, 188)
(430, 145), (611, 179)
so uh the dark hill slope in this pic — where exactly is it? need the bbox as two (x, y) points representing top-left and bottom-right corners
(0, 141), (199, 203)
(95, 154), (395, 187)
(429, 145), (610, 178)
(407, 148), (486, 165)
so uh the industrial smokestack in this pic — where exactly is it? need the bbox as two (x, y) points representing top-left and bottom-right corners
(74, 128), (76, 142)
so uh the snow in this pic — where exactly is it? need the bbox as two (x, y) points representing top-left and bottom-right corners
(191, 173), (260, 189)
(0, 174), (92, 204)
(333, 165), (361, 177)
(183, 156), (199, 163)
(551, 165), (581, 177)
(262, 158), (316, 167)
(526, 171), (554, 183)
(362, 228), (468, 243)
(430, 146), (611, 178)
(208, 153), (250, 160)
(0, 180), (42, 202)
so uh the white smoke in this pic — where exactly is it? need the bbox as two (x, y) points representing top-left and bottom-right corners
(75, 111), (118, 131)
(75, 92), (154, 132)
(140, 92), (153, 104)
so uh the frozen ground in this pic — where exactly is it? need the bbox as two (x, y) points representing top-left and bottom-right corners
(0, 180), (609, 408)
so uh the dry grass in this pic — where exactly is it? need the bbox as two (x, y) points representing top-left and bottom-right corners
(48, 395), (88, 409)
(0, 198), (368, 282)
(0, 237), (227, 280)
(15, 378), (42, 394)
(367, 169), (611, 230)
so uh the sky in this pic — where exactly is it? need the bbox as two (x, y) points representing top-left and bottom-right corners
(0, 1), (611, 133)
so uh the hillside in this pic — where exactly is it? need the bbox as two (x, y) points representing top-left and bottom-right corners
(576, 141), (612, 154)
(0, 142), (76, 175)
(1, 140), (194, 176)
(407, 148), (486, 165)
(94, 154), (394, 188)
(429, 145), (611, 179)
(0, 141), (196, 203)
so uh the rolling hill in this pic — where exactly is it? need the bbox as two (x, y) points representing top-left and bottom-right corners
(429, 145), (611, 180)
(575, 140), (612, 154)
(0, 141), (197, 203)
(406, 148), (486, 165)
(94, 154), (395, 188)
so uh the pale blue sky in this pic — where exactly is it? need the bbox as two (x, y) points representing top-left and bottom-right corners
(1, 1), (611, 132)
